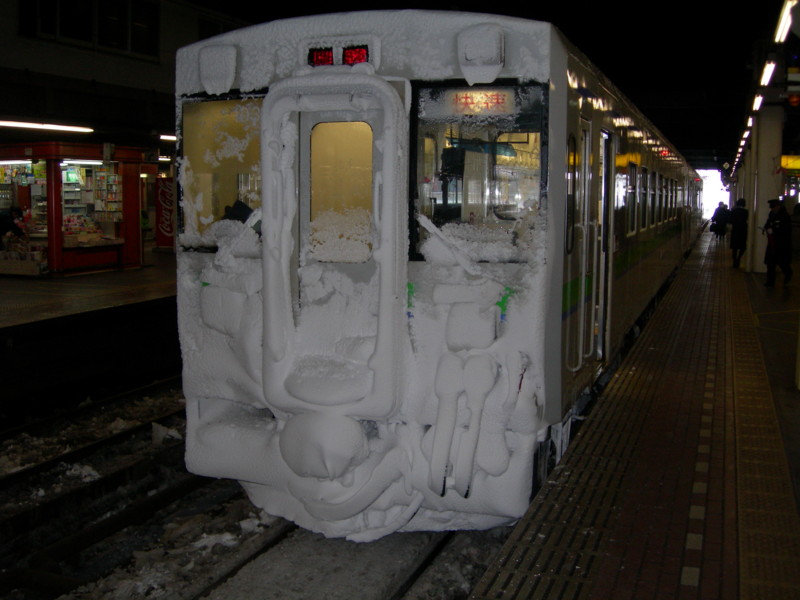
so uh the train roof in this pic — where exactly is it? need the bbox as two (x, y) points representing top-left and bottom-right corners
(176, 10), (558, 95)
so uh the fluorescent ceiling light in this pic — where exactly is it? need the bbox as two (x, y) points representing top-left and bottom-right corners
(0, 120), (93, 133)
(160, 134), (177, 142)
(775, 0), (798, 42)
(753, 95), (764, 111)
(0, 160), (32, 165)
(61, 159), (103, 165)
(760, 61), (777, 86)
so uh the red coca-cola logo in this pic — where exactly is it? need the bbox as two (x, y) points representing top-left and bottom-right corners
(157, 179), (175, 237)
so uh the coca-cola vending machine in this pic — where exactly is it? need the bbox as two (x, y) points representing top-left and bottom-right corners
(155, 177), (175, 250)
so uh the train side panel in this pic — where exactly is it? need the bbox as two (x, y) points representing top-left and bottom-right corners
(555, 36), (703, 432)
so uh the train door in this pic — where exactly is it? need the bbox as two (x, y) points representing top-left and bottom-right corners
(596, 130), (614, 359)
(566, 119), (603, 371)
(259, 74), (407, 419)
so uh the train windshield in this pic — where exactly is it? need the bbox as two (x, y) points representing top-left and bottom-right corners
(413, 84), (546, 261)
(179, 97), (262, 242)
(308, 121), (373, 263)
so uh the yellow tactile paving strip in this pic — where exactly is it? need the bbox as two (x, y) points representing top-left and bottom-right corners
(470, 234), (800, 599)
(729, 266), (800, 599)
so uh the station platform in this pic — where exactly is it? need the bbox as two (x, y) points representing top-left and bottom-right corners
(0, 243), (176, 328)
(471, 231), (800, 599)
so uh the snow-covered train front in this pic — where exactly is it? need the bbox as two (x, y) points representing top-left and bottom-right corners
(175, 10), (702, 541)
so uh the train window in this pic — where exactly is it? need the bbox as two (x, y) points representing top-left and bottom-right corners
(667, 177), (673, 222)
(626, 163), (637, 236)
(666, 177), (671, 221)
(614, 170), (626, 210)
(673, 180), (678, 218)
(669, 177), (674, 221)
(640, 167), (648, 230)
(413, 85), (545, 261)
(179, 98), (262, 241)
(664, 178), (670, 222)
(566, 133), (577, 253)
(309, 121), (373, 263)
(671, 179), (678, 219)
(650, 171), (658, 226)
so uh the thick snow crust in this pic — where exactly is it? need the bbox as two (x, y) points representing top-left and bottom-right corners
(176, 10), (552, 541)
(179, 215), (548, 541)
(176, 10), (551, 97)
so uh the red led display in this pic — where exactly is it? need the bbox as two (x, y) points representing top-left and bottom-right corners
(449, 91), (511, 115)
(308, 48), (334, 66)
(343, 46), (369, 65)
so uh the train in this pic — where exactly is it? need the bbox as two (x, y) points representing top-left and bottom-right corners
(174, 10), (704, 542)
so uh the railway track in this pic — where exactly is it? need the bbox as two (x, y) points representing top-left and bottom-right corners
(55, 512), (510, 600)
(0, 379), (192, 598)
(0, 380), (511, 600)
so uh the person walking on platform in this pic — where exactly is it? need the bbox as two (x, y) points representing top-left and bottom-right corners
(711, 201), (729, 240)
(729, 198), (748, 268)
(763, 198), (793, 286)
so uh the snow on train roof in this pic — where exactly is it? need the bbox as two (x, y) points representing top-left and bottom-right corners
(176, 10), (554, 95)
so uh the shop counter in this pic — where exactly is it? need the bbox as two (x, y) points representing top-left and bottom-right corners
(62, 237), (125, 271)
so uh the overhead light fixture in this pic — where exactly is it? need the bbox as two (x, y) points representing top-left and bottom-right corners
(753, 94), (764, 111)
(0, 120), (93, 133)
(61, 159), (103, 165)
(160, 134), (177, 142)
(0, 160), (32, 166)
(760, 61), (777, 86)
(775, 0), (798, 42)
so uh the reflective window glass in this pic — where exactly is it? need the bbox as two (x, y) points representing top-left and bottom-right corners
(309, 121), (373, 263)
(179, 98), (261, 239)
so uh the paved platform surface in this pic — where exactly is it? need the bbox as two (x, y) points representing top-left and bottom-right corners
(471, 232), (800, 599)
(0, 245), (175, 328)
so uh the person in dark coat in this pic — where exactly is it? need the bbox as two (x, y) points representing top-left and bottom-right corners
(0, 207), (25, 250)
(763, 198), (793, 286)
(711, 202), (729, 239)
(729, 198), (748, 268)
